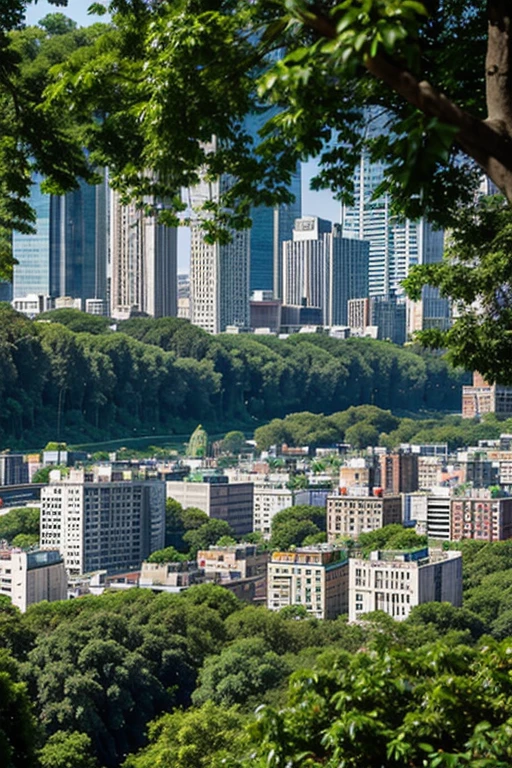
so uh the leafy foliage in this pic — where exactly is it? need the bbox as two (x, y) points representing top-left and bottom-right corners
(0, 507), (39, 545)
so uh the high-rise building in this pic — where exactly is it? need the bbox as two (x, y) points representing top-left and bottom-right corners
(110, 192), (177, 318)
(189, 161), (250, 333)
(40, 469), (166, 575)
(282, 216), (369, 325)
(243, 111), (302, 296)
(341, 113), (449, 333)
(370, 293), (407, 345)
(13, 173), (109, 305)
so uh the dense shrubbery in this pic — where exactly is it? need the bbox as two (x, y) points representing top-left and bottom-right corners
(0, 307), (467, 448)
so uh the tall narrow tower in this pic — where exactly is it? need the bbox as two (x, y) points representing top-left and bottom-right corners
(110, 192), (177, 318)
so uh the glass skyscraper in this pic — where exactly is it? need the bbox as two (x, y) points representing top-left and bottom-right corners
(13, 173), (109, 304)
(244, 112), (302, 296)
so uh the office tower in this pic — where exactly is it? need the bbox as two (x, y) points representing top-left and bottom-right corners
(110, 192), (177, 318)
(0, 453), (28, 486)
(166, 479), (253, 537)
(282, 217), (369, 325)
(380, 452), (419, 494)
(282, 216), (331, 311)
(13, 173), (109, 305)
(341, 113), (450, 332)
(370, 293), (407, 345)
(40, 469), (166, 575)
(189, 163), (250, 333)
(243, 111), (302, 296)
(325, 224), (369, 326)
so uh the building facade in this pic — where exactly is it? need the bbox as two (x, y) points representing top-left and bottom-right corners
(0, 454), (28, 486)
(380, 452), (419, 494)
(13, 173), (109, 306)
(348, 547), (462, 622)
(267, 545), (349, 619)
(0, 549), (67, 612)
(327, 493), (402, 541)
(110, 192), (177, 318)
(450, 494), (512, 542)
(166, 479), (253, 536)
(462, 372), (512, 419)
(41, 470), (166, 575)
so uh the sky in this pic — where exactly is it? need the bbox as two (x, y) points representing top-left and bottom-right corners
(25, 1), (341, 272)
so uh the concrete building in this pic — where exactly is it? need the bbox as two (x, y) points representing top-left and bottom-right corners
(327, 493), (402, 541)
(267, 545), (349, 619)
(110, 191), (177, 318)
(250, 291), (282, 333)
(325, 224), (370, 326)
(462, 372), (512, 419)
(370, 293), (407, 345)
(40, 469), (165, 575)
(0, 454), (28, 486)
(339, 457), (377, 495)
(348, 547), (462, 622)
(380, 452), (419, 494)
(457, 452), (498, 488)
(189, 153), (250, 333)
(348, 297), (371, 333)
(197, 543), (268, 584)
(426, 492), (452, 540)
(0, 548), (67, 612)
(139, 560), (205, 592)
(166, 479), (253, 536)
(418, 457), (444, 491)
(450, 492), (512, 542)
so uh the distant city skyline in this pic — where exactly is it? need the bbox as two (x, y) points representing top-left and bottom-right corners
(23, 3), (342, 274)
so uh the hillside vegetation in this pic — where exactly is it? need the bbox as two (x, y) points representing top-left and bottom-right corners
(0, 307), (467, 448)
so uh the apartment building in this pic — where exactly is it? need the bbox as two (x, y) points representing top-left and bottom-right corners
(267, 545), (349, 619)
(450, 493), (512, 541)
(327, 493), (402, 541)
(462, 372), (512, 419)
(166, 479), (253, 536)
(0, 549), (67, 612)
(139, 560), (205, 593)
(197, 543), (268, 582)
(41, 469), (166, 575)
(380, 452), (419, 494)
(348, 547), (462, 622)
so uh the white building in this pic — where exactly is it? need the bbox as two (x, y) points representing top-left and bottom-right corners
(349, 547), (462, 622)
(189, 150), (250, 334)
(110, 191), (177, 318)
(267, 544), (349, 619)
(40, 469), (166, 575)
(0, 549), (67, 612)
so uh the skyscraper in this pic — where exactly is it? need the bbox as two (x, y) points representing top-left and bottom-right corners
(13, 173), (109, 306)
(282, 216), (370, 325)
(189, 155), (250, 334)
(110, 192), (177, 318)
(341, 119), (450, 334)
(244, 112), (302, 297)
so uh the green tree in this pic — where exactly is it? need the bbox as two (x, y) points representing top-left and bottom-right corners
(123, 702), (248, 768)
(183, 520), (235, 556)
(0, 650), (39, 768)
(147, 546), (189, 564)
(38, 731), (98, 768)
(192, 637), (289, 708)
(243, 641), (512, 768)
(220, 430), (247, 455)
(0, 507), (39, 543)
(344, 422), (380, 449)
